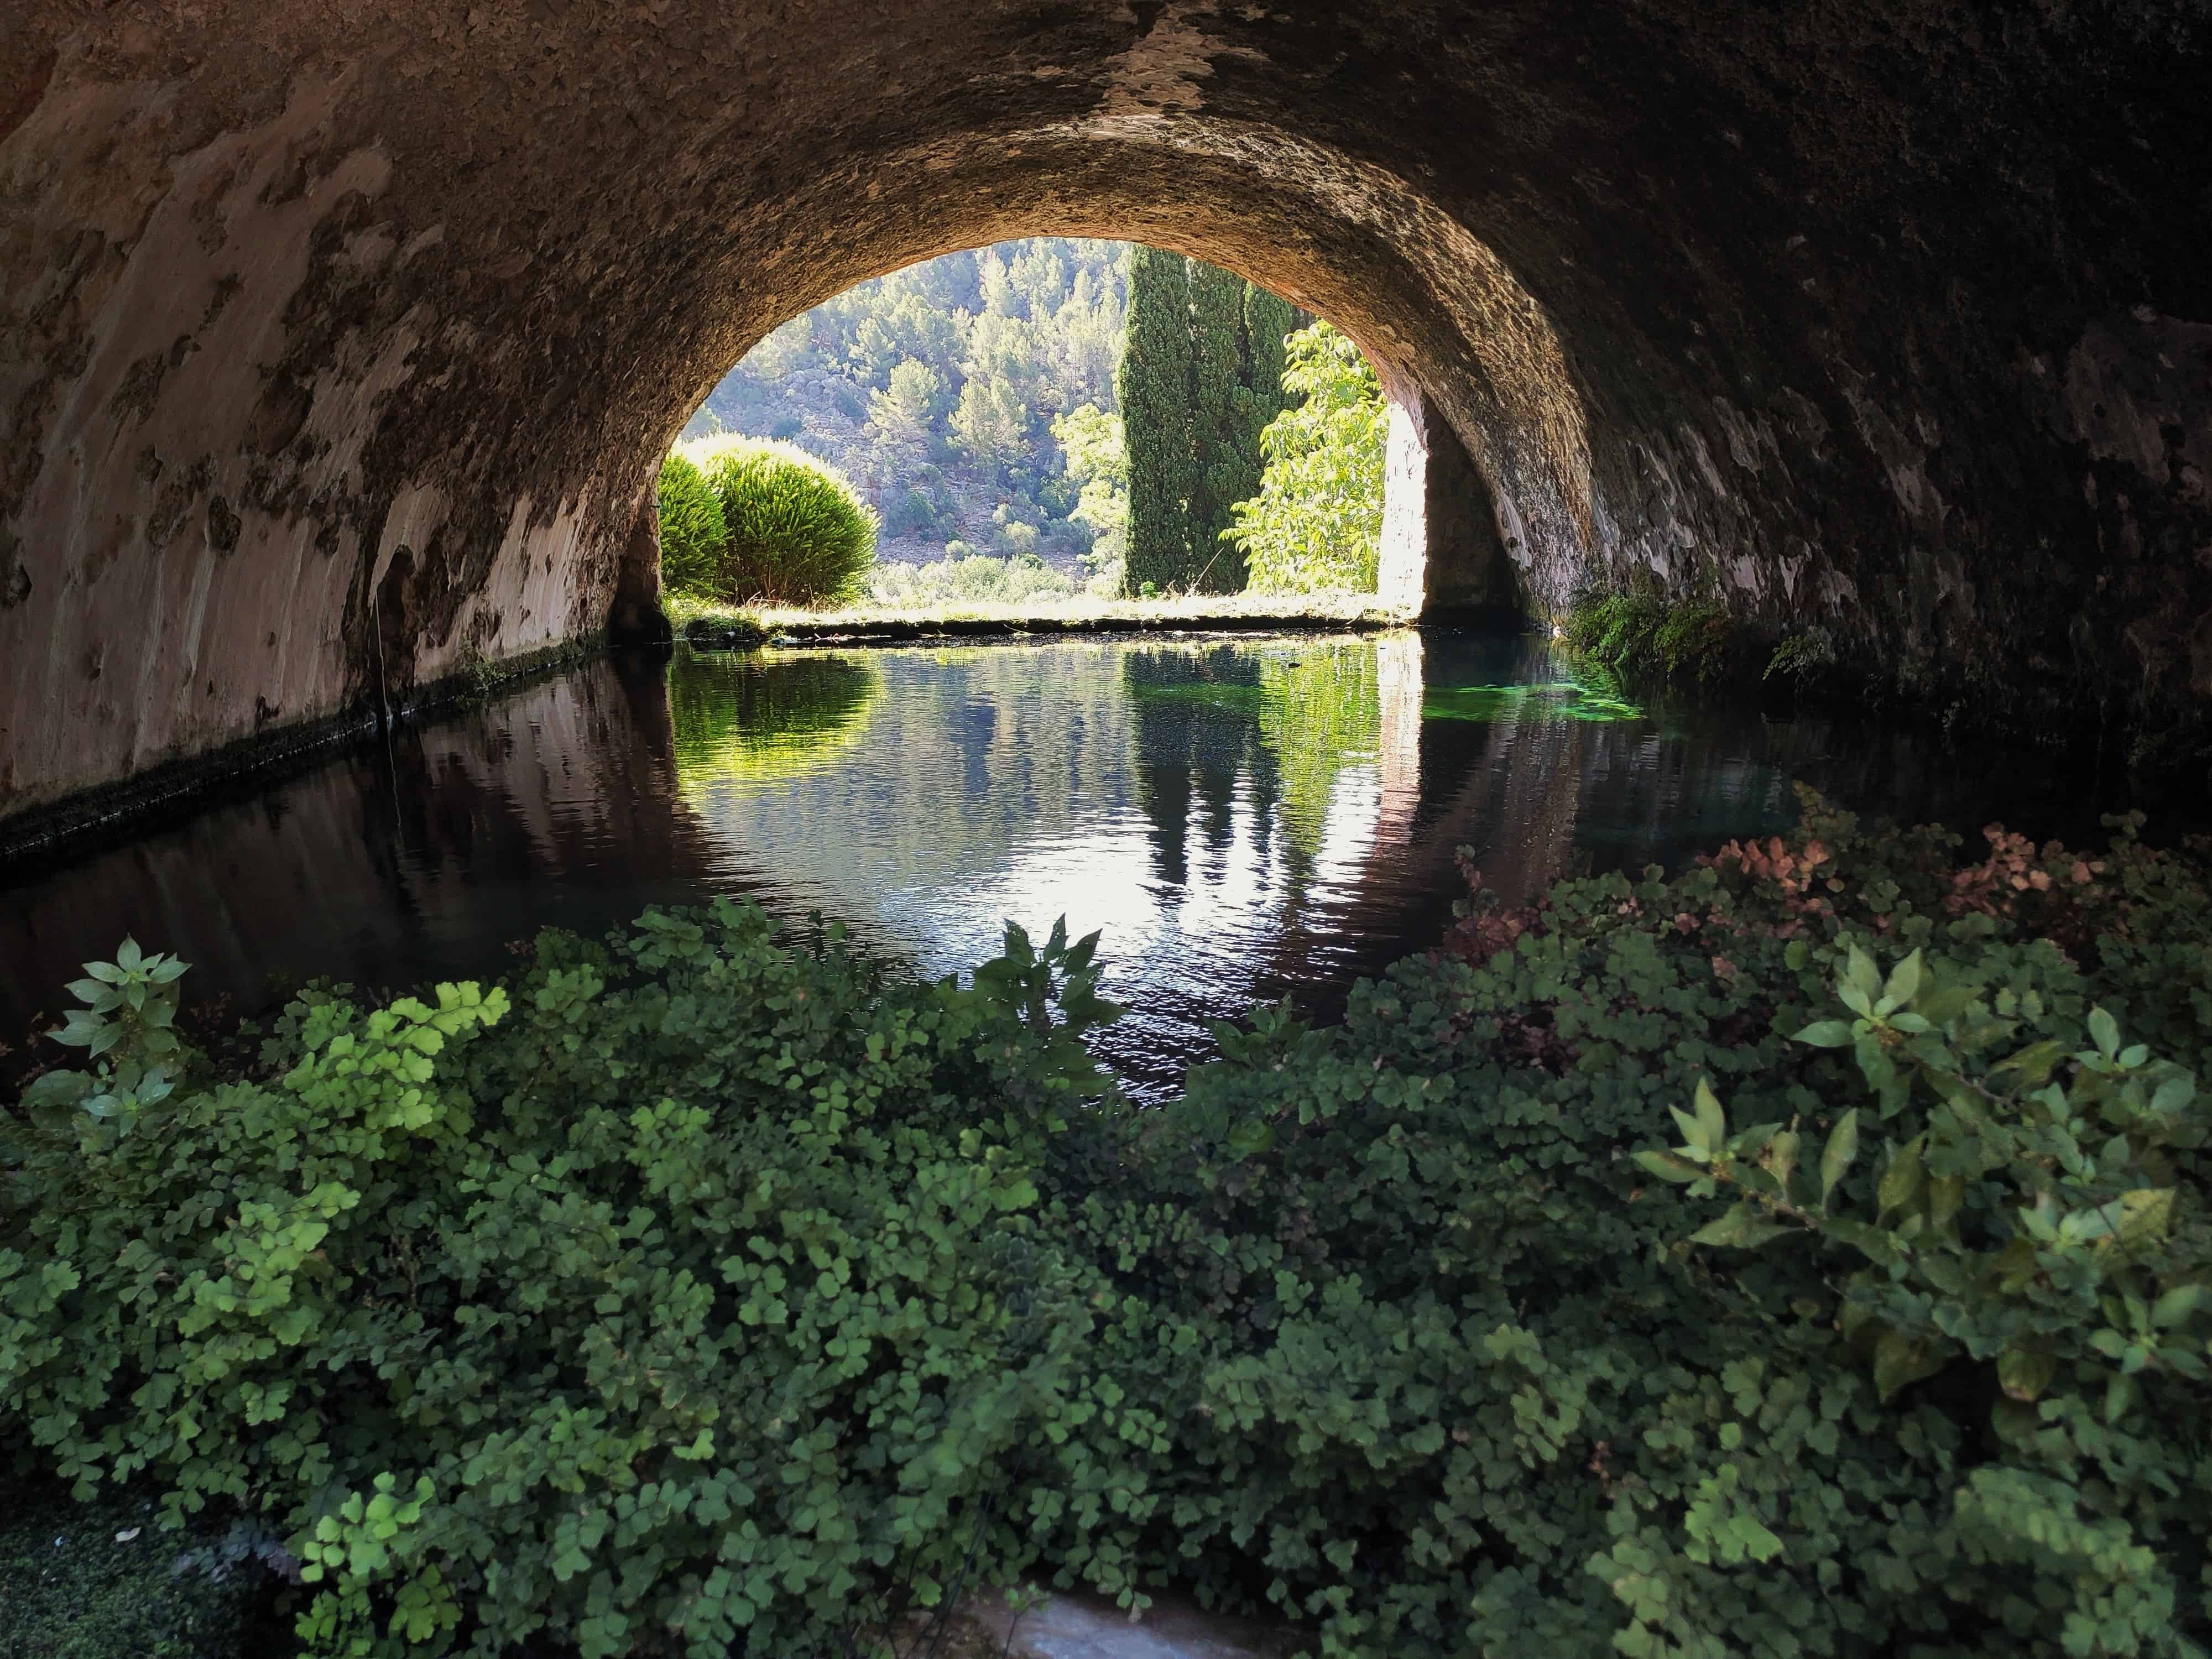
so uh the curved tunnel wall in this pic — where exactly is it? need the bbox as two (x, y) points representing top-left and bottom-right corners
(3, 1), (2208, 818)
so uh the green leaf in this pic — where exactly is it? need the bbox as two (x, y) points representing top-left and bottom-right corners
(2109, 1188), (2175, 1249)
(1692, 1079), (1726, 1151)
(1996, 1345), (2057, 1402)
(1225, 1119), (1276, 1158)
(2152, 1286), (2208, 1327)
(1843, 947), (1880, 1003)
(1794, 1020), (1854, 1048)
(1989, 1039), (2068, 1088)
(21, 1068), (93, 1110)
(1819, 1109), (1859, 1207)
(1872, 1327), (1946, 1401)
(1876, 1134), (1926, 1215)
(2087, 1006), (2120, 1061)
(1064, 930), (1102, 975)
(2104, 1371), (2138, 1424)
(1687, 1202), (1792, 1250)
(1880, 949), (1923, 1011)
(1633, 1149), (1702, 1185)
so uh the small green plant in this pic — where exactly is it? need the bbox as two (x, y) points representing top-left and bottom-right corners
(676, 435), (877, 607)
(1654, 598), (1731, 681)
(1764, 624), (1835, 684)
(17, 937), (189, 1138)
(654, 451), (728, 596)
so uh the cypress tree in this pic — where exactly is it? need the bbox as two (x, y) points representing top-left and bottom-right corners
(1187, 260), (1251, 591)
(1117, 245), (1196, 596)
(1240, 284), (1297, 457)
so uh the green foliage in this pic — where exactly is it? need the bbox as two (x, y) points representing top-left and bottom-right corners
(654, 452), (728, 597)
(2, 906), (1121, 1657)
(12, 797), (2212, 1658)
(1052, 403), (1128, 574)
(1225, 321), (1387, 594)
(678, 436), (877, 608)
(866, 552), (1099, 609)
(1566, 593), (1740, 685)
(1765, 625), (1837, 685)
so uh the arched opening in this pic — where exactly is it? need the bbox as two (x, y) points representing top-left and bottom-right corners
(640, 234), (1514, 620)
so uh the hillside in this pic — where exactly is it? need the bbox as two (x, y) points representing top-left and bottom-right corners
(685, 239), (1129, 572)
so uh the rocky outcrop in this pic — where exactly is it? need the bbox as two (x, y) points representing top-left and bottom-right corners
(3, 1), (2208, 816)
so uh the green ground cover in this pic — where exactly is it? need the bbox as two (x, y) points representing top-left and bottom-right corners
(6, 796), (2210, 1657)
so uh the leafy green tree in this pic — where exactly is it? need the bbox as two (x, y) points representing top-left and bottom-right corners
(1052, 404), (1129, 590)
(1225, 320), (1387, 593)
(1117, 244), (1197, 594)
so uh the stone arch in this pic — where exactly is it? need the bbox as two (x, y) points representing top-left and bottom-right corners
(3, 1), (2208, 818)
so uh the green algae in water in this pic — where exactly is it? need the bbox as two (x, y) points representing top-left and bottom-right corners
(1128, 680), (1277, 713)
(1422, 680), (1642, 723)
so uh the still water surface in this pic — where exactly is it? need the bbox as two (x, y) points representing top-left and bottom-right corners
(1, 631), (2083, 1095)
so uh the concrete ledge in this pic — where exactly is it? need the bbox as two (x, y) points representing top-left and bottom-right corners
(0, 635), (608, 873)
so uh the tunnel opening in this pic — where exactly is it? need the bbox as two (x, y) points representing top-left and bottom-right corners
(3, 2), (2209, 817)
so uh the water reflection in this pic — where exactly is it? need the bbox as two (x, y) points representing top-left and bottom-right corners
(0, 631), (2104, 1095)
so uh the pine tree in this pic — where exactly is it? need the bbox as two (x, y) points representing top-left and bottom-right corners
(1117, 245), (1197, 596)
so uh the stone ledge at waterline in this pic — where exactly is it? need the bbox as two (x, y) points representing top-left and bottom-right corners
(0, 635), (605, 870)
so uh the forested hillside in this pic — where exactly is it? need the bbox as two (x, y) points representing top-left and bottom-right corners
(685, 238), (1131, 571)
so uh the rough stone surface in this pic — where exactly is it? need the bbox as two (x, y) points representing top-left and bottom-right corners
(4, 0), (2210, 815)
(1378, 389), (1515, 614)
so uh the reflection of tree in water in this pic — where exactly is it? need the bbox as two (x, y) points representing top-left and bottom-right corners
(1258, 639), (1381, 852)
(670, 653), (885, 784)
(1124, 646), (1270, 888)
(1124, 639), (1383, 895)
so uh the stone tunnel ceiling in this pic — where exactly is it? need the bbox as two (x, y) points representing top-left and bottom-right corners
(2, 1), (2209, 817)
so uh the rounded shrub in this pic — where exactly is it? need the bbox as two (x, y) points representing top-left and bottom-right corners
(653, 451), (727, 598)
(678, 435), (877, 607)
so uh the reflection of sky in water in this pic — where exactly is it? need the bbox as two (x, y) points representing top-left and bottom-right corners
(1, 630), (2136, 1099)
